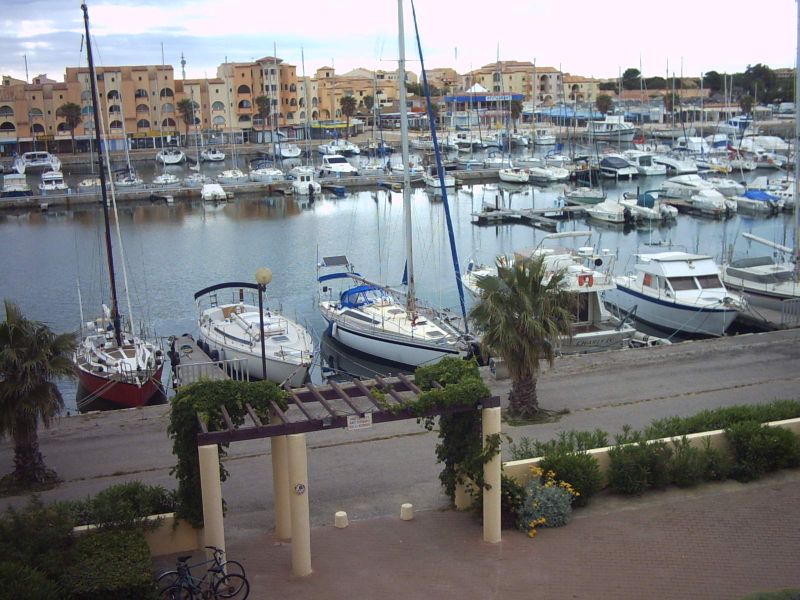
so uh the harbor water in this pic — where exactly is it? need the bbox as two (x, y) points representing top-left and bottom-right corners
(0, 148), (795, 412)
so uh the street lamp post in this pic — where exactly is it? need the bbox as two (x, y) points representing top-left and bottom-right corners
(255, 267), (273, 381)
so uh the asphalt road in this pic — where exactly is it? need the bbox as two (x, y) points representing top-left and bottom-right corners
(1, 328), (798, 541)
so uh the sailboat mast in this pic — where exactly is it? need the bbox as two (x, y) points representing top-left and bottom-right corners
(81, 2), (121, 346)
(794, 0), (800, 276)
(397, 0), (415, 314)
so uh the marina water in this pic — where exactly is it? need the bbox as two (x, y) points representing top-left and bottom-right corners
(0, 153), (794, 412)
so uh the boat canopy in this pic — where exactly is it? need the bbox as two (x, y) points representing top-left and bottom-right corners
(637, 192), (657, 208)
(340, 284), (383, 308)
(741, 190), (779, 202)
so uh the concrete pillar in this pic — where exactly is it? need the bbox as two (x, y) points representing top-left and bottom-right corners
(198, 444), (225, 558)
(287, 433), (312, 577)
(482, 407), (502, 544)
(454, 478), (473, 510)
(270, 414), (291, 540)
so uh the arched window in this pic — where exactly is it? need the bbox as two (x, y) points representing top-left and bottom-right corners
(107, 90), (120, 100)
(29, 108), (43, 117)
(134, 88), (148, 99)
(136, 103), (149, 113)
(298, 98), (305, 107)
(161, 103), (175, 113)
(238, 114), (251, 122)
(212, 115), (225, 126)
(32, 123), (45, 133)
(0, 105), (13, 117)
(160, 87), (174, 98)
(237, 84), (251, 94)
(311, 97), (318, 107)
(312, 110), (318, 120)
(57, 122), (71, 132)
(299, 111), (305, 120)
(108, 104), (121, 113)
(238, 99), (251, 109)
(137, 119), (150, 129)
(290, 98), (297, 106)
(109, 120), (123, 129)
(286, 112), (294, 120)
(192, 116), (200, 125)
(211, 101), (225, 111)
(0, 121), (16, 131)
(289, 84), (296, 92)
(162, 118), (176, 127)
(81, 105), (94, 115)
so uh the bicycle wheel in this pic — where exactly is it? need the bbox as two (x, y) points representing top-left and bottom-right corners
(159, 583), (193, 600)
(213, 573), (249, 599)
(220, 559), (246, 578)
(156, 570), (180, 592)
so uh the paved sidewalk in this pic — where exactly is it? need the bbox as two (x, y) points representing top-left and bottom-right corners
(220, 470), (800, 600)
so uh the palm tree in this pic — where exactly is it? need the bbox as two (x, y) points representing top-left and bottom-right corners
(509, 99), (523, 133)
(56, 102), (82, 154)
(176, 98), (195, 142)
(0, 300), (76, 488)
(255, 95), (271, 144)
(340, 95), (357, 139)
(469, 256), (574, 420)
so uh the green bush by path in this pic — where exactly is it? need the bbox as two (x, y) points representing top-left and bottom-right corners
(538, 450), (602, 507)
(57, 481), (176, 529)
(0, 561), (61, 600)
(726, 421), (800, 482)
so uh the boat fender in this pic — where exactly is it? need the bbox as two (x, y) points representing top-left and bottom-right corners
(209, 349), (220, 362)
(332, 322), (338, 338)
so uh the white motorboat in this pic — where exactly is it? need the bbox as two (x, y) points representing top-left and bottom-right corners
(531, 127), (556, 145)
(600, 154), (638, 180)
(622, 150), (667, 176)
(673, 136), (712, 155)
(319, 154), (359, 177)
(620, 190), (678, 222)
(78, 177), (103, 192)
(660, 174), (715, 199)
(13, 151), (61, 174)
(152, 173), (180, 188)
(289, 165), (321, 195)
(585, 115), (636, 142)
(483, 153), (513, 168)
(318, 138), (360, 156)
(200, 183), (227, 202)
(195, 282), (314, 387)
(39, 170), (69, 192)
(688, 188), (731, 217)
(423, 164), (456, 189)
(456, 156), (485, 169)
(248, 163), (284, 183)
(200, 147), (226, 162)
(113, 169), (144, 188)
(603, 251), (746, 337)
(585, 199), (629, 223)
(706, 177), (745, 197)
(217, 169), (248, 184)
(411, 135), (436, 151)
(529, 164), (570, 184)
(562, 184), (606, 205)
(721, 233), (799, 310)
(155, 147), (186, 165)
(462, 234), (636, 354)
(275, 142), (302, 159)
(318, 257), (469, 367)
(183, 172), (213, 188)
(653, 153), (698, 175)
(498, 166), (530, 184)
(0, 173), (32, 197)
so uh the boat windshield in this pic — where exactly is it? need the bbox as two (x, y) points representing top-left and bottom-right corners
(668, 276), (698, 291)
(695, 274), (723, 289)
(327, 156), (348, 164)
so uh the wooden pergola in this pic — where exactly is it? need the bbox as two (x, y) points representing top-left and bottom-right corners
(195, 373), (503, 576)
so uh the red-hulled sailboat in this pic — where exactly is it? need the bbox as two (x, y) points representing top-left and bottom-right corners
(73, 3), (164, 409)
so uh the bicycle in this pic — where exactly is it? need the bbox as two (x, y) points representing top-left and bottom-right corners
(157, 546), (248, 599)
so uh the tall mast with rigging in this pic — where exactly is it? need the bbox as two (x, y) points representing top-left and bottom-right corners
(397, 0), (415, 315)
(81, 2), (121, 347)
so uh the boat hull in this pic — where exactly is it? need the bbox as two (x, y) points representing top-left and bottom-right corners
(199, 335), (310, 387)
(603, 285), (738, 337)
(76, 364), (164, 409)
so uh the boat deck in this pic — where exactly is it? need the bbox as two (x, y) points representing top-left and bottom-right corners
(169, 334), (229, 389)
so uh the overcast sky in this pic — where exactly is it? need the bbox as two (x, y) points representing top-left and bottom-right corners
(2, 0), (797, 84)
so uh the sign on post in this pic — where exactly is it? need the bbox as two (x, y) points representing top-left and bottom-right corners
(346, 413), (373, 431)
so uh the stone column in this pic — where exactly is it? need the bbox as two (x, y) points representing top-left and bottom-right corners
(198, 444), (225, 558)
(287, 433), (312, 576)
(482, 407), (502, 544)
(270, 414), (291, 540)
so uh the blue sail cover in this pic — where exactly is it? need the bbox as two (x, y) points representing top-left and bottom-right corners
(742, 190), (779, 202)
(340, 284), (381, 308)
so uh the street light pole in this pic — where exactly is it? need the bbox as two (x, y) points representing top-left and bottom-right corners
(255, 267), (273, 381)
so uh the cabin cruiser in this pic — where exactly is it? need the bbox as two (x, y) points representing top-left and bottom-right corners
(195, 282), (314, 387)
(152, 173), (180, 188)
(599, 154), (638, 180)
(462, 235), (636, 353)
(319, 154), (359, 177)
(653, 153), (698, 175)
(423, 164), (457, 189)
(622, 150), (667, 176)
(585, 115), (636, 142)
(275, 142), (302, 159)
(318, 138), (360, 156)
(39, 170), (69, 193)
(603, 251), (745, 337)
(531, 127), (557, 145)
(660, 174), (715, 199)
(155, 147), (186, 165)
(528, 164), (570, 184)
(498, 166), (530, 184)
(0, 173), (32, 197)
(200, 147), (225, 162)
(289, 165), (321, 195)
(13, 151), (61, 174)
(585, 199), (630, 224)
(562, 184), (606, 205)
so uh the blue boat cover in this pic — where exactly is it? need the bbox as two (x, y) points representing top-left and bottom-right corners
(340, 284), (381, 308)
(742, 190), (779, 201)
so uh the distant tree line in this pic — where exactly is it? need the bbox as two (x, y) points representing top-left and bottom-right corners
(599, 64), (794, 103)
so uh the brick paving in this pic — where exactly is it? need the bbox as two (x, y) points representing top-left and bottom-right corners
(224, 470), (800, 600)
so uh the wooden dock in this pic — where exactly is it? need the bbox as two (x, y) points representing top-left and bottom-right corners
(168, 334), (229, 390)
(471, 204), (585, 231)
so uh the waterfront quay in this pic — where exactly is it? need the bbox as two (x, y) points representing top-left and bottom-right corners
(1, 328), (798, 598)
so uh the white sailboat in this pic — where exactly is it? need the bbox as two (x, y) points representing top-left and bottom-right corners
(317, 0), (470, 367)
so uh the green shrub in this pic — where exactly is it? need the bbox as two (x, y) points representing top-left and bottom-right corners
(59, 481), (176, 530)
(539, 450), (602, 507)
(509, 429), (608, 461)
(669, 438), (707, 488)
(0, 561), (61, 600)
(701, 439), (732, 481)
(63, 529), (157, 600)
(0, 497), (76, 581)
(647, 441), (673, 490)
(726, 421), (800, 482)
(739, 590), (800, 600)
(608, 443), (651, 495)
